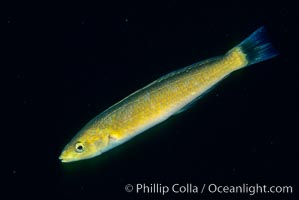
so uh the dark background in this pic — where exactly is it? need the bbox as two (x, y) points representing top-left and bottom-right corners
(5, 1), (298, 199)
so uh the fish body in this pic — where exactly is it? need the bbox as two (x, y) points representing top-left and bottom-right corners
(59, 27), (278, 162)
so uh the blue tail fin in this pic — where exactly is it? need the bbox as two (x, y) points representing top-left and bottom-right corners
(236, 26), (279, 66)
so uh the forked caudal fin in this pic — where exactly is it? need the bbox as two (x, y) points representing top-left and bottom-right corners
(230, 26), (279, 67)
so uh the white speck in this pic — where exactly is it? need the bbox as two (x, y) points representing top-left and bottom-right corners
(8, 20), (11, 24)
(16, 74), (23, 79)
(125, 18), (128, 22)
(13, 170), (16, 174)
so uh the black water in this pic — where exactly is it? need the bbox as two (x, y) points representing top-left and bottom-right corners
(6, 2), (298, 199)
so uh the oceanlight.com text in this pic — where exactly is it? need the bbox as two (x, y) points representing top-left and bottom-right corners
(124, 183), (293, 196)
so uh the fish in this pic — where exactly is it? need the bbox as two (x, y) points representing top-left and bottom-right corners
(59, 27), (278, 163)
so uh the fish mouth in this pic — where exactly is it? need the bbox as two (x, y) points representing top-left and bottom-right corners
(59, 154), (72, 163)
(59, 158), (70, 163)
(59, 153), (82, 163)
(59, 156), (66, 163)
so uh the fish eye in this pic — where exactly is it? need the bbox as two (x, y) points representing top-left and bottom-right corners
(75, 142), (85, 153)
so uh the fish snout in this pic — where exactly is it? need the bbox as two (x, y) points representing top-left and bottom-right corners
(59, 152), (71, 163)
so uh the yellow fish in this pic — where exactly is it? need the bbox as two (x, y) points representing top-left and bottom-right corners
(59, 27), (278, 163)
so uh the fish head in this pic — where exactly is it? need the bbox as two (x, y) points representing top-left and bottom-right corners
(59, 128), (110, 163)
